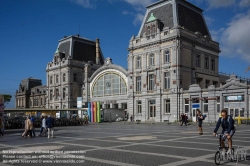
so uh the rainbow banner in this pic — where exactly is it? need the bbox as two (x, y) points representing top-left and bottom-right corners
(91, 102), (94, 122)
(94, 102), (97, 122)
(88, 102), (91, 122)
(97, 102), (100, 122)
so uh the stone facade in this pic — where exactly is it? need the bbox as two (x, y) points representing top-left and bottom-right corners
(15, 0), (250, 123)
(15, 78), (43, 108)
(45, 35), (104, 109)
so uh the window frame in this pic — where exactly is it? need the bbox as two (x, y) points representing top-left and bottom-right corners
(165, 99), (170, 113)
(196, 55), (200, 67)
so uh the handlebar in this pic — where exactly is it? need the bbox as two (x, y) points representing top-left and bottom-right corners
(214, 133), (224, 137)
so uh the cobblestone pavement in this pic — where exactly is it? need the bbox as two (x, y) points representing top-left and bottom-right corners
(0, 122), (249, 166)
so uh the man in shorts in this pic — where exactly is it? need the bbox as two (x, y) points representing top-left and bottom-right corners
(213, 109), (236, 154)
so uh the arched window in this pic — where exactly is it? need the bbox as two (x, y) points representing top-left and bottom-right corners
(165, 50), (170, 63)
(92, 73), (127, 97)
(149, 54), (154, 66)
(137, 56), (141, 68)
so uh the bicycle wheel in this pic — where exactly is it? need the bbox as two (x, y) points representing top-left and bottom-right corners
(231, 148), (235, 161)
(215, 151), (221, 165)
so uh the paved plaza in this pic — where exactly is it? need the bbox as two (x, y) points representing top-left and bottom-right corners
(0, 122), (250, 166)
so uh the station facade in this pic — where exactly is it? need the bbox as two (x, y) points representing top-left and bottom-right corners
(15, 0), (249, 122)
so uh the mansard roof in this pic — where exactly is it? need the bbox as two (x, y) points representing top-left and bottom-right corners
(139, 0), (210, 37)
(56, 35), (104, 64)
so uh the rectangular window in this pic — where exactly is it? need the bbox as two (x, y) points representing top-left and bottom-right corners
(63, 88), (66, 99)
(165, 99), (170, 113)
(213, 81), (218, 87)
(50, 90), (53, 100)
(137, 101), (142, 113)
(74, 73), (77, 82)
(136, 76), (141, 92)
(50, 76), (53, 84)
(56, 75), (59, 83)
(164, 72), (170, 89)
(149, 54), (154, 66)
(148, 74), (155, 90)
(217, 103), (220, 112)
(165, 50), (170, 63)
(204, 99), (208, 113)
(205, 80), (210, 88)
(55, 89), (59, 99)
(211, 59), (215, 70)
(196, 55), (200, 67)
(185, 99), (189, 113)
(205, 57), (209, 69)
(137, 57), (141, 68)
(40, 98), (42, 105)
(63, 73), (66, 82)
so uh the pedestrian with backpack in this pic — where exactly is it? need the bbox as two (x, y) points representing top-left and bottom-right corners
(213, 109), (236, 154)
(196, 109), (204, 135)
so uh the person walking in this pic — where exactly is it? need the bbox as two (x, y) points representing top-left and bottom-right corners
(40, 116), (47, 136)
(196, 109), (204, 135)
(23, 116), (33, 138)
(0, 118), (4, 136)
(46, 115), (54, 138)
(30, 115), (36, 137)
(129, 115), (133, 124)
(180, 113), (187, 126)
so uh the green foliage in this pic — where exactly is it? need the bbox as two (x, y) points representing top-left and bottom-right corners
(3, 94), (12, 103)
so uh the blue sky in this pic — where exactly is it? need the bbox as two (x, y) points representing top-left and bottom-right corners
(1, 0), (250, 108)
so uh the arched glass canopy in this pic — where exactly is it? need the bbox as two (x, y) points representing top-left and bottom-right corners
(92, 72), (127, 97)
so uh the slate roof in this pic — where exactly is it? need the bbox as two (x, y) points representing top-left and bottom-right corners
(177, 3), (209, 36)
(57, 35), (104, 65)
(140, 3), (173, 36)
(140, 0), (210, 37)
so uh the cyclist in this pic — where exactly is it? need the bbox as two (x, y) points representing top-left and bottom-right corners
(213, 109), (236, 154)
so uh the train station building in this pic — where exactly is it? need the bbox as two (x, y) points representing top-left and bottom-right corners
(15, 0), (249, 122)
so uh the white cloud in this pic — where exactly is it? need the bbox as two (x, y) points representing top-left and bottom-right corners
(207, 0), (235, 9)
(133, 13), (144, 26)
(219, 11), (250, 62)
(239, 0), (250, 7)
(123, 0), (157, 26)
(122, 10), (134, 15)
(204, 15), (215, 26)
(71, 0), (95, 8)
(123, 0), (156, 7)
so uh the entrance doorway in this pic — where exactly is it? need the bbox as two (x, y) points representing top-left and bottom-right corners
(149, 100), (156, 119)
(227, 108), (244, 118)
(192, 108), (198, 122)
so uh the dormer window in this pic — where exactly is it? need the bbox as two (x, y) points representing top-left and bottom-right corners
(147, 26), (151, 36)
(152, 25), (156, 35)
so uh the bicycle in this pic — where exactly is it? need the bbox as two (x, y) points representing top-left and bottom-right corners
(214, 133), (235, 165)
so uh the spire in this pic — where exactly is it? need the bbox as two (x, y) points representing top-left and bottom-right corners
(147, 13), (157, 22)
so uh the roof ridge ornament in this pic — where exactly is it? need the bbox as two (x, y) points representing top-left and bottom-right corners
(147, 13), (157, 22)
(55, 47), (60, 54)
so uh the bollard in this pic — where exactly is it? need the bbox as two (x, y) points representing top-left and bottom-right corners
(238, 115), (241, 125)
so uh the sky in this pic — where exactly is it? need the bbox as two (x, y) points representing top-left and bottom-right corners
(1, 0), (250, 108)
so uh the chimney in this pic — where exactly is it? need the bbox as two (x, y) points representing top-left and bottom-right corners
(96, 38), (100, 64)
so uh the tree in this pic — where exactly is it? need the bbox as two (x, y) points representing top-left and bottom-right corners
(3, 94), (12, 103)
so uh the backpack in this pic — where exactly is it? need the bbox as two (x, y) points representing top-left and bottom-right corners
(202, 114), (206, 120)
(220, 115), (234, 124)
